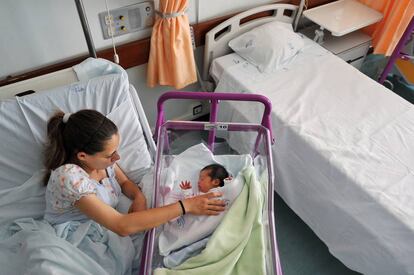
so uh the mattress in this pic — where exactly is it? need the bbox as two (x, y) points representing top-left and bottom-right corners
(212, 38), (414, 275)
(210, 53), (246, 84)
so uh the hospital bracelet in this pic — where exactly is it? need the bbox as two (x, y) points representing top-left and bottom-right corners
(178, 200), (186, 215)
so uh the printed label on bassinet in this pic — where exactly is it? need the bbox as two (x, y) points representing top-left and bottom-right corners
(204, 123), (228, 131)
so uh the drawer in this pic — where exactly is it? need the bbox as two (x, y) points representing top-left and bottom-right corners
(337, 41), (371, 64)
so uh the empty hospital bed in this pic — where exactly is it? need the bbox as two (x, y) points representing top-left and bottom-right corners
(202, 3), (414, 275)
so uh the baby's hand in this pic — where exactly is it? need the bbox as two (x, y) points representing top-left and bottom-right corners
(180, 180), (192, 190)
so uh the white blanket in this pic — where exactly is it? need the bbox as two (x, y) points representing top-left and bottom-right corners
(0, 171), (144, 275)
(158, 143), (252, 256)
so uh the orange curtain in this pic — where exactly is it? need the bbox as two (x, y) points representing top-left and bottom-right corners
(359, 0), (414, 56)
(147, 0), (197, 89)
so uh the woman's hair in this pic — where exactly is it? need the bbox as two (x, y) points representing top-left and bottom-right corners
(43, 109), (118, 185)
(201, 164), (229, 187)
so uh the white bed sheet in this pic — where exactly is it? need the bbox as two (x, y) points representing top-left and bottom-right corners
(213, 38), (414, 275)
(210, 53), (246, 84)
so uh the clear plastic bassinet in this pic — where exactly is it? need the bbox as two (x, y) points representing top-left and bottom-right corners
(140, 92), (282, 275)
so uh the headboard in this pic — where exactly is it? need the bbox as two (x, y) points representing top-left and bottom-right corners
(0, 68), (78, 100)
(202, 4), (298, 82)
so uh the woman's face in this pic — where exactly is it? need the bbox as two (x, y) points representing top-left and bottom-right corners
(197, 169), (219, 193)
(79, 133), (120, 171)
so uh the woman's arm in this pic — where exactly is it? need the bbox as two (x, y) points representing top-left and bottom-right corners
(75, 192), (225, 236)
(114, 163), (147, 212)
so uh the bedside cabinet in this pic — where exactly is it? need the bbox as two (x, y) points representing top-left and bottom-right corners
(300, 25), (372, 69)
(300, 0), (382, 70)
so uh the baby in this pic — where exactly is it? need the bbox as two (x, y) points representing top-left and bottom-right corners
(162, 164), (234, 267)
(180, 164), (231, 195)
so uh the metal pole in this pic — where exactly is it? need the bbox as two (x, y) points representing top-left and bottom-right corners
(293, 0), (306, 31)
(74, 0), (97, 58)
(379, 16), (414, 84)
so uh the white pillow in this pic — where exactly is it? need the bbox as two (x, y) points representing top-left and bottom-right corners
(0, 99), (42, 189)
(158, 143), (252, 256)
(228, 21), (304, 73)
(106, 95), (152, 183)
(11, 73), (151, 185)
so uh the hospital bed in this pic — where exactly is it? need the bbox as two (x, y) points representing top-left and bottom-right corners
(202, 4), (414, 275)
(0, 58), (156, 274)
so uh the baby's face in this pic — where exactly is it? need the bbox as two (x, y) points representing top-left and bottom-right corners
(198, 170), (218, 193)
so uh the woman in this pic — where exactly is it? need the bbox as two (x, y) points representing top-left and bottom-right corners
(43, 109), (225, 237)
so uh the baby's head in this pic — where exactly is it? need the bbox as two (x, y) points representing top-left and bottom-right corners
(198, 164), (229, 193)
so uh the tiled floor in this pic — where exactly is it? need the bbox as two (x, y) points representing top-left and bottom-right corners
(274, 194), (361, 275)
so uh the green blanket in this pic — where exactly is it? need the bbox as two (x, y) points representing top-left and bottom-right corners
(154, 165), (267, 275)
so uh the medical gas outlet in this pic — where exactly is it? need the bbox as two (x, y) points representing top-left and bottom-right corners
(99, 2), (154, 39)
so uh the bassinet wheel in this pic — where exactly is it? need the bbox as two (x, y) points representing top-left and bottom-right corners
(383, 79), (394, 90)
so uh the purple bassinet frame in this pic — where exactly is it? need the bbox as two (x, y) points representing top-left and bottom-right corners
(140, 91), (282, 275)
(379, 16), (414, 84)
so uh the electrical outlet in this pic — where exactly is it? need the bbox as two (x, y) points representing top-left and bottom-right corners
(105, 15), (113, 25)
(193, 104), (202, 116)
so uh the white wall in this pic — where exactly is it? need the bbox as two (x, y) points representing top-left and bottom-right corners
(198, 0), (278, 21)
(0, 0), (156, 77)
(0, 0), (275, 126)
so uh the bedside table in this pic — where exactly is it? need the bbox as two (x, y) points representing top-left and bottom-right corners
(301, 0), (383, 69)
(300, 25), (372, 69)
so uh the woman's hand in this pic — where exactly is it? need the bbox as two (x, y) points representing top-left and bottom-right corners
(128, 191), (147, 213)
(179, 180), (192, 190)
(182, 192), (226, 216)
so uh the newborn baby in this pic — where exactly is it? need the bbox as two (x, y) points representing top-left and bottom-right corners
(179, 164), (232, 197)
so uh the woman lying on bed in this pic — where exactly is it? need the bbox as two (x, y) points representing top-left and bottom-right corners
(43, 109), (226, 237)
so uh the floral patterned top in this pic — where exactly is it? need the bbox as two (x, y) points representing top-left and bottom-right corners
(44, 164), (121, 225)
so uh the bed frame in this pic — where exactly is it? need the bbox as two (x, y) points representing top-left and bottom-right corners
(202, 4), (298, 82)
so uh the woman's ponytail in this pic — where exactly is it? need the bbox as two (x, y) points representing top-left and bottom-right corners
(43, 111), (67, 185)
